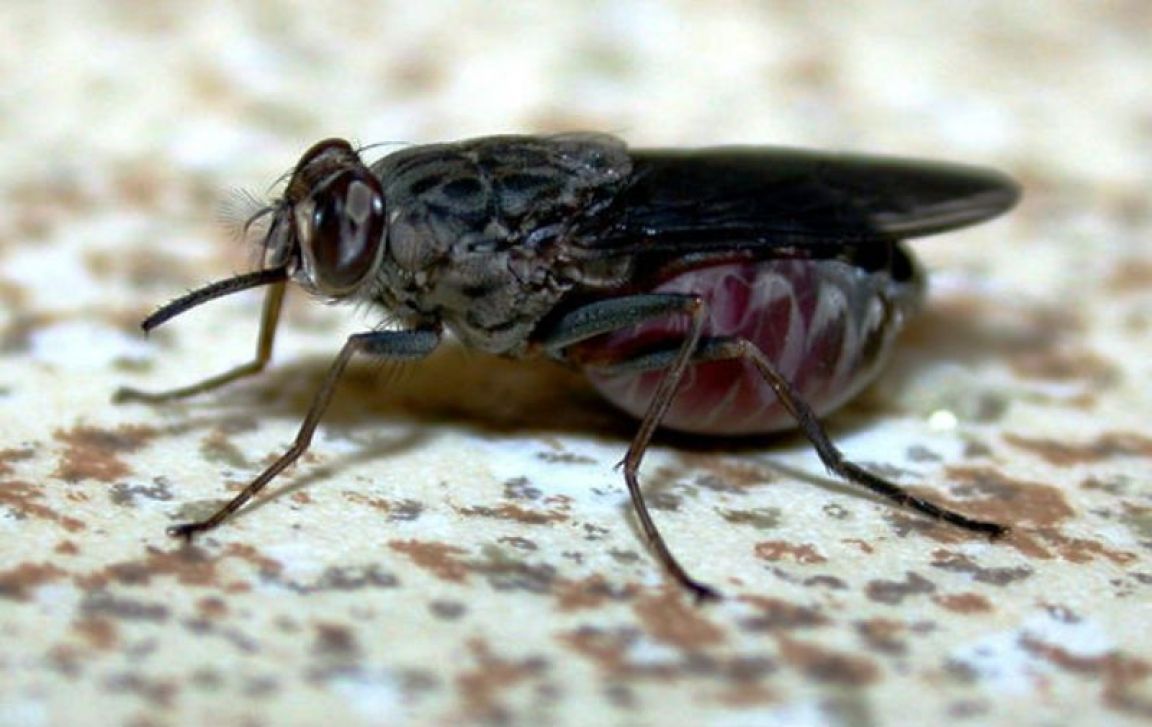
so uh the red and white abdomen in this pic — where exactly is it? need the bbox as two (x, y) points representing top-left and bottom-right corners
(583, 256), (923, 435)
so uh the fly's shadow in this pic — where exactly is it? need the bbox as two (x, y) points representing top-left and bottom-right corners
(172, 339), (635, 439)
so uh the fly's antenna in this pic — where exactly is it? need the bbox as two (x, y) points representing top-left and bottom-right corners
(141, 267), (289, 332)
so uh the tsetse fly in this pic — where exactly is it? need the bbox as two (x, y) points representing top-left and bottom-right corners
(116, 134), (1020, 600)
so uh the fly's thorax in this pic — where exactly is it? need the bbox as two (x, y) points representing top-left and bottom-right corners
(367, 134), (634, 354)
(372, 224), (576, 355)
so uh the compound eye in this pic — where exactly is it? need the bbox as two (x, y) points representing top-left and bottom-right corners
(300, 169), (385, 295)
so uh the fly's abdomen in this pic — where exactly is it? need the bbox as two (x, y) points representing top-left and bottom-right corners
(584, 257), (922, 435)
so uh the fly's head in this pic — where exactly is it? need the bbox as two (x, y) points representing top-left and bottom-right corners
(134, 139), (391, 334)
(263, 138), (387, 300)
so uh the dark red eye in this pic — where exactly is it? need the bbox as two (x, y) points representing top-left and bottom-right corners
(301, 168), (385, 295)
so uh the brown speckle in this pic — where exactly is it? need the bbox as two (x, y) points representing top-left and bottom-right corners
(920, 464), (1135, 562)
(949, 466), (1077, 526)
(535, 449), (596, 465)
(0, 562), (67, 600)
(80, 591), (170, 622)
(713, 657), (779, 706)
(893, 467), (1076, 544)
(341, 491), (390, 512)
(1033, 528), (1138, 566)
(739, 596), (830, 632)
(456, 502), (568, 525)
(76, 543), (281, 591)
(53, 424), (157, 483)
(1010, 345), (1118, 385)
(497, 536), (538, 551)
(389, 539), (471, 583)
(907, 445), (942, 463)
(104, 672), (177, 709)
(842, 538), (874, 554)
(1118, 503), (1152, 540)
(632, 586), (726, 650)
(0, 445), (35, 476)
(1021, 637), (1152, 717)
(455, 639), (548, 722)
(197, 597), (227, 619)
(0, 480), (86, 532)
(386, 498), (425, 522)
(854, 619), (909, 655)
(562, 625), (782, 704)
(754, 541), (827, 564)
(865, 572), (936, 605)
(471, 547), (558, 594)
(261, 563), (399, 594)
(198, 429), (250, 469)
(75, 617), (118, 650)
(553, 575), (636, 611)
(683, 454), (774, 488)
(802, 575), (848, 589)
(502, 476), (542, 500)
(289, 491), (312, 505)
(1, 312), (54, 354)
(429, 600), (467, 620)
(45, 645), (82, 677)
(312, 623), (360, 659)
(934, 593), (994, 614)
(930, 550), (1034, 585)
(1106, 257), (1152, 293)
(777, 636), (879, 686)
(390, 52), (448, 94)
(719, 507), (781, 529)
(1081, 476), (1134, 495)
(948, 699), (991, 719)
(344, 491), (424, 521)
(1005, 432), (1152, 466)
(557, 626), (636, 677)
(109, 479), (173, 507)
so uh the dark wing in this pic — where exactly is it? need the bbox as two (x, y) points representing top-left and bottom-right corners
(579, 147), (1020, 255)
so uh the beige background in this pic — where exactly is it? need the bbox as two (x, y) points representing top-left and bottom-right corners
(1, 2), (1150, 725)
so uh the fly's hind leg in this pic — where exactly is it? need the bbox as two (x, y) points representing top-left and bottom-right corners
(711, 337), (1009, 537)
(540, 295), (1008, 602)
(602, 334), (1010, 538)
(114, 281), (286, 404)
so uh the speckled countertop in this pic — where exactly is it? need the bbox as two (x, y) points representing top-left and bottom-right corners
(1, 2), (1150, 726)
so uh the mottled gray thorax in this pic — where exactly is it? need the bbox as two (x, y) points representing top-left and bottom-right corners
(366, 135), (633, 355)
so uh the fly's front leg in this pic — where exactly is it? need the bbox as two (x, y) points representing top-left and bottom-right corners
(539, 293), (718, 602)
(114, 281), (287, 403)
(168, 327), (441, 540)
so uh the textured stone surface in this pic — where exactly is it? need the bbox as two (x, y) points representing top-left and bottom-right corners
(1, 2), (1150, 725)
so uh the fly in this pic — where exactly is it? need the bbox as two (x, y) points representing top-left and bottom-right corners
(115, 133), (1021, 601)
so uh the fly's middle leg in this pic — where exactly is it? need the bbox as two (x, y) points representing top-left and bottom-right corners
(540, 293), (720, 602)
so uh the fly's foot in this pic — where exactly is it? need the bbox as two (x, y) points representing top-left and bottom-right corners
(683, 578), (723, 604)
(167, 522), (213, 542)
(942, 510), (1009, 539)
(112, 386), (152, 404)
(985, 523), (1011, 541)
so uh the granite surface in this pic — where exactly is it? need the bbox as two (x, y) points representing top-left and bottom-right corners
(1, 2), (1150, 725)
